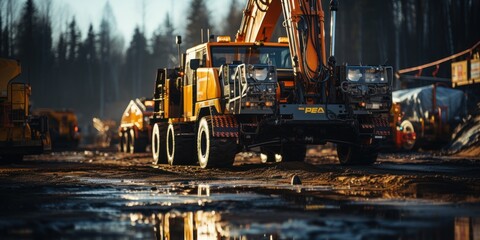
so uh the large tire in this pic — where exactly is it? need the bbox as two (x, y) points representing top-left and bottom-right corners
(127, 128), (147, 153)
(152, 123), (167, 164)
(166, 123), (195, 165)
(197, 117), (237, 168)
(127, 128), (135, 154)
(121, 130), (131, 153)
(337, 143), (378, 165)
(119, 131), (126, 153)
(281, 144), (307, 162)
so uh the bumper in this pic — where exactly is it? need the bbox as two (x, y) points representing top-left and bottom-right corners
(250, 104), (391, 145)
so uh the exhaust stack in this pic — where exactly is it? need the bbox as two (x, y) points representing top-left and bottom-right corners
(176, 36), (182, 68)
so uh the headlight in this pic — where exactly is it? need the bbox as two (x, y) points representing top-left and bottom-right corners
(365, 69), (386, 83)
(346, 67), (388, 83)
(254, 68), (268, 80)
(247, 65), (276, 81)
(347, 69), (362, 82)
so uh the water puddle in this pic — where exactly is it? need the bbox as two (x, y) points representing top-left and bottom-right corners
(2, 177), (480, 239)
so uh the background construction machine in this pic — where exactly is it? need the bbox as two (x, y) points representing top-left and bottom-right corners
(390, 41), (478, 151)
(0, 58), (51, 162)
(118, 98), (154, 153)
(149, 0), (393, 168)
(391, 84), (466, 151)
(32, 109), (81, 150)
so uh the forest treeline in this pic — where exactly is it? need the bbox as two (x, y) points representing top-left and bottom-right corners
(0, 0), (243, 124)
(0, 0), (478, 127)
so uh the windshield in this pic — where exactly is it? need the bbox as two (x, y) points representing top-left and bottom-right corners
(211, 46), (292, 69)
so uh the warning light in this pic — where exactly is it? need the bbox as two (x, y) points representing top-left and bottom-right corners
(217, 36), (231, 43)
(283, 81), (294, 87)
(278, 37), (289, 43)
(144, 101), (154, 107)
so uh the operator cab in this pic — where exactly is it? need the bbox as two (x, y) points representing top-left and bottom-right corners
(181, 38), (296, 113)
(210, 44), (291, 70)
(183, 36), (292, 76)
(208, 41), (295, 104)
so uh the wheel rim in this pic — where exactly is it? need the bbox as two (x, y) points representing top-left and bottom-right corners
(167, 124), (175, 165)
(401, 121), (416, 150)
(200, 131), (208, 158)
(403, 126), (415, 148)
(197, 118), (209, 168)
(152, 124), (160, 164)
(129, 129), (135, 154)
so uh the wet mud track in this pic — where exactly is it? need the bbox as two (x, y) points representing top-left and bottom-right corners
(0, 150), (479, 239)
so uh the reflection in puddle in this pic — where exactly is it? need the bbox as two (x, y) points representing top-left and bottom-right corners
(6, 178), (479, 239)
(129, 210), (276, 240)
(197, 184), (210, 197)
(153, 211), (221, 240)
(455, 217), (480, 240)
(125, 210), (480, 240)
(113, 183), (480, 240)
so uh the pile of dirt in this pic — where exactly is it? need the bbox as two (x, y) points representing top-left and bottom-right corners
(445, 103), (480, 157)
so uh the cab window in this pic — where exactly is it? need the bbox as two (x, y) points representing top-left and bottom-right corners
(185, 48), (206, 85)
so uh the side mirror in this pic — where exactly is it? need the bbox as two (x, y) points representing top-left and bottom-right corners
(190, 59), (200, 71)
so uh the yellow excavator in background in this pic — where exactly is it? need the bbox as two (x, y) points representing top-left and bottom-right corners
(149, 0), (393, 168)
(0, 58), (51, 162)
(118, 98), (154, 153)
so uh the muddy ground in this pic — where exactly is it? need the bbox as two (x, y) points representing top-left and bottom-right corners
(0, 147), (479, 239)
